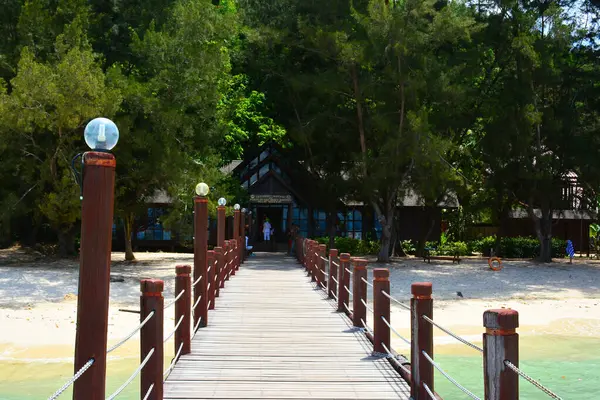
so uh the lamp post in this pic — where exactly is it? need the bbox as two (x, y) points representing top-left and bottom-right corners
(73, 117), (119, 400)
(217, 198), (226, 247)
(193, 182), (209, 328)
(240, 208), (246, 263)
(233, 204), (240, 272)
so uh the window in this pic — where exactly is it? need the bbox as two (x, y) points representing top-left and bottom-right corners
(292, 207), (308, 237)
(313, 210), (326, 237)
(346, 209), (363, 239)
(137, 207), (172, 240)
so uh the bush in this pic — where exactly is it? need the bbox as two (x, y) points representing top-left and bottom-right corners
(313, 236), (379, 256)
(401, 240), (416, 255)
(469, 236), (568, 258)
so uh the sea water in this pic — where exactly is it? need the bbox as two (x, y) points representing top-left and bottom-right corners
(1, 335), (597, 399)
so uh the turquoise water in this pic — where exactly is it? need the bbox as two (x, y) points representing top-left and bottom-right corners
(1, 335), (598, 399)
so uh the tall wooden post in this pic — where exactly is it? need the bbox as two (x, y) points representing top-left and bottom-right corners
(352, 258), (368, 328)
(140, 279), (164, 400)
(233, 210), (240, 274)
(328, 249), (338, 299)
(373, 269), (390, 354)
(223, 241), (230, 283)
(411, 282), (433, 400)
(73, 152), (116, 400)
(239, 210), (245, 265)
(207, 250), (216, 310)
(193, 196), (208, 328)
(318, 244), (327, 289)
(175, 265), (191, 355)
(483, 309), (519, 400)
(338, 253), (351, 313)
(214, 247), (223, 297)
(217, 205), (225, 247)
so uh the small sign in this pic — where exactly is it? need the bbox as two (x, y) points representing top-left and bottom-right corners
(250, 194), (293, 204)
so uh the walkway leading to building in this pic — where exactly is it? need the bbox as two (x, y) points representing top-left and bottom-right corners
(164, 254), (410, 399)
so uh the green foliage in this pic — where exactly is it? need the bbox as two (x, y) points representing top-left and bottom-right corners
(315, 236), (380, 256)
(470, 236), (567, 259)
(401, 240), (416, 255)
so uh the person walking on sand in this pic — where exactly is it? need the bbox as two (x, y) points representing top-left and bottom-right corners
(263, 218), (272, 242)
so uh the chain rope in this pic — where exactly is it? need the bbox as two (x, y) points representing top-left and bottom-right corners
(422, 315), (483, 353)
(47, 358), (94, 400)
(107, 311), (155, 354)
(504, 360), (563, 399)
(164, 289), (185, 309)
(381, 316), (411, 346)
(106, 348), (154, 400)
(381, 290), (411, 310)
(164, 315), (184, 343)
(422, 351), (481, 400)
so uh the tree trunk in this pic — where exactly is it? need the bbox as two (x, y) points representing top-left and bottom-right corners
(58, 229), (76, 257)
(327, 211), (336, 249)
(124, 213), (136, 261)
(528, 203), (553, 262)
(416, 208), (436, 257)
(375, 200), (395, 263)
(351, 64), (368, 176)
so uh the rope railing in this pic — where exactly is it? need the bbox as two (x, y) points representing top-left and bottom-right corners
(106, 348), (154, 400)
(361, 277), (373, 288)
(107, 311), (155, 354)
(47, 358), (94, 400)
(164, 289), (185, 309)
(380, 342), (411, 376)
(422, 350), (481, 400)
(361, 298), (374, 314)
(192, 313), (203, 337)
(423, 383), (436, 400)
(344, 302), (352, 314)
(422, 315), (483, 353)
(164, 315), (184, 343)
(345, 267), (353, 276)
(141, 384), (154, 400)
(381, 316), (411, 346)
(381, 290), (410, 310)
(192, 294), (202, 312)
(504, 360), (563, 399)
(163, 342), (184, 380)
(192, 275), (202, 287)
(361, 318), (373, 335)
(332, 261), (340, 267)
(331, 276), (338, 285)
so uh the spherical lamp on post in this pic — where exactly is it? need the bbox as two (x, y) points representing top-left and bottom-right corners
(193, 182), (209, 328)
(217, 198), (226, 247)
(74, 117), (118, 400)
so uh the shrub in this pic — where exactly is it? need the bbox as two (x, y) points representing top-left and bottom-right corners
(469, 236), (569, 258)
(313, 236), (378, 255)
(401, 240), (416, 255)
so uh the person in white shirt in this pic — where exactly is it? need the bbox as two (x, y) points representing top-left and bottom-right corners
(263, 218), (272, 241)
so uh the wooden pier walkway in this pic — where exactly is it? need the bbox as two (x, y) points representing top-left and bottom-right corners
(164, 254), (411, 399)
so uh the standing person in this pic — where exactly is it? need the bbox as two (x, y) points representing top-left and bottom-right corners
(263, 217), (272, 242)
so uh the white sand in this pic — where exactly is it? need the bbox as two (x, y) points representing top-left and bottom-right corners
(1, 252), (599, 354)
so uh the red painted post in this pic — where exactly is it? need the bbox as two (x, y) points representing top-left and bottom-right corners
(304, 240), (310, 273)
(338, 253), (351, 313)
(193, 196), (208, 329)
(223, 241), (230, 282)
(352, 258), (368, 328)
(239, 210), (245, 266)
(140, 279), (164, 400)
(214, 246), (223, 297)
(308, 241), (315, 280)
(233, 210), (240, 274)
(207, 250), (216, 310)
(73, 152), (116, 400)
(411, 282), (434, 400)
(175, 265), (191, 355)
(328, 249), (338, 299)
(373, 269), (390, 354)
(318, 244), (327, 289)
(217, 205), (225, 247)
(483, 309), (519, 400)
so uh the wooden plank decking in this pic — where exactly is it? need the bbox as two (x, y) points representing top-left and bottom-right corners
(164, 253), (410, 399)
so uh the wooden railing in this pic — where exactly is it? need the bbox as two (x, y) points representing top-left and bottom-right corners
(297, 237), (563, 400)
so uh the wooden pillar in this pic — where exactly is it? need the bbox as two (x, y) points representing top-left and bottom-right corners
(233, 210), (240, 273)
(309, 241), (316, 281)
(338, 253), (351, 313)
(193, 196), (208, 328)
(318, 244), (327, 289)
(214, 247), (223, 297)
(73, 152), (116, 400)
(373, 268), (390, 354)
(328, 249), (338, 299)
(217, 205), (225, 247)
(483, 309), (519, 400)
(223, 241), (230, 283)
(207, 250), (216, 310)
(411, 282), (433, 400)
(175, 265), (191, 355)
(140, 279), (164, 400)
(240, 210), (245, 264)
(352, 258), (368, 328)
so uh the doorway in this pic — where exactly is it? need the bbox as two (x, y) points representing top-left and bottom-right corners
(251, 204), (290, 252)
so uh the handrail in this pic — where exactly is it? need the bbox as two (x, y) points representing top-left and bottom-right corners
(361, 277), (373, 288)
(422, 350), (481, 400)
(504, 360), (563, 399)
(381, 315), (410, 346)
(163, 342), (184, 380)
(381, 290), (410, 310)
(107, 311), (155, 354)
(164, 315), (184, 343)
(164, 289), (185, 309)
(106, 348), (154, 400)
(422, 315), (483, 353)
(47, 358), (94, 400)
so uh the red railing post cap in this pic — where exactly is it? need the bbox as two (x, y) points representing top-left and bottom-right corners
(194, 196), (208, 203)
(83, 151), (116, 167)
(207, 250), (215, 258)
(141, 279), (164, 293)
(411, 282), (432, 297)
(484, 309), (519, 330)
(329, 249), (339, 257)
(352, 258), (368, 268)
(339, 253), (351, 261)
(319, 244), (327, 252)
(176, 264), (191, 275)
(373, 268), (389, 280)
